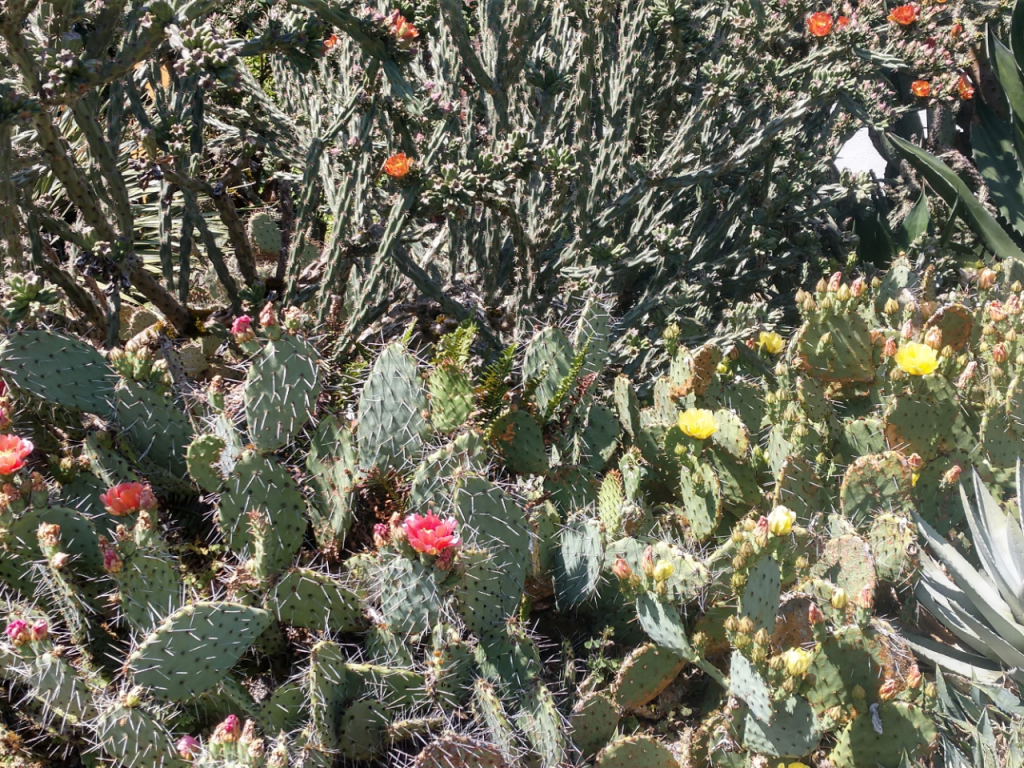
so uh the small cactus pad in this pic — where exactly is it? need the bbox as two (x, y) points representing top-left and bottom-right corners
(612, 643), (687, 709)
(0, 329), (116, 415)
(742, 695), (822, 758)
(186, 434), (228, 493)
(244, 334), (321, 453)
(795, 313), (875, 384)
(594, 735), (677, 768)
(94, 704), (187, 768)
(414, 736), (510, 768)
(490, 410), (547, 475)
(678, 462), (722, 541)
(127, 601), (272, 700)
(522, 326), (574, 416)
(729, 650), (772, 722)
(839, 451), (915, 523)
(740, 555), (780, 632)
(570, 691), (619, 758)
(357, 343), (431, 472)
(267, 568), (366, 632)
(248, 211), (282, 257)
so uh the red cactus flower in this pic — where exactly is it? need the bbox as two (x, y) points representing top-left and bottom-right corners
(30, 619), (47, 642)
(388, 11), (419, 47)
(5, 619), (30, 646)
(836, 15), (850, 28)
(100, 482), (157, 516)
(957, 74), (974, 100)
(887, 4), (918, 25)
(911, 80), (930, 97)
(212, 715), (241, 744)
(0, 435), (32, 475)
(403, 512), (460, 556)
(324, 34), (338, 50)
(807, 12), (833, 36)
(231, 315), (254, 343)
(383, 152), (413, 179)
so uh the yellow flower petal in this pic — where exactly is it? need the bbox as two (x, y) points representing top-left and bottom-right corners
(678, 408), (718, 440)
(759, 331), (785, 355)
(894, 342), (939, 376)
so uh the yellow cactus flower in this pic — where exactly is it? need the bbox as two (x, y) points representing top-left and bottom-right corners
(894, 342), (939, 376)
(831, 588), (848, 610)
(759, 331), (785, 355)
(788, 763), (812, 768)
(652, 560), (675, 582)
(678, 408), (718, 440)
(767, 505), (796, 537)
(783, 648), (814, 677)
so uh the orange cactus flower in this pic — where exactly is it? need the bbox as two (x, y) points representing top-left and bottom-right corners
(951, 22), (962, 37)
(388, 10), (419, 47)
(100, 482), (158, 516)
(957, 74), (974, 100)
(911, 80), (930, 97)
(836, 15), (850, 28)
(383, 152), (413, 178)
(807, 12), (833, 36)
(0, 435), (32, 476)
(324, 34), (338, 49)
(887, 4), (918, 25)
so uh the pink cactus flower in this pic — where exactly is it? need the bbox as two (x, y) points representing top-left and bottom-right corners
(231, 315), (254, 343)
(212, 715), (242, 744)
(29, 619), (48, 642)
(177, 735), (201, 759)
(373, 523), (391, 548)
(100, 482), (157, 516)
(402, 512), (460, 556)
(5, 619), (30, 646)
(259, 303), (278, 328)
(0, 435), (32, 475)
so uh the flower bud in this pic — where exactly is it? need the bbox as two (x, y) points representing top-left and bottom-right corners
(794, 555), (809, 570)
(212, 715), (242, 744)
(612, 557), (632, 580)
(724, 615), (739, 632)
(769, 655), (785, 671)
(827, 272), (843, 292)
(808, 602), (826, 625)
(754, 628), (770, 646)
(871, 276), (883, 289)
(979, 268), (997, 290)
(836, 284), (851, 302)
(737, 617), (755, 634)
(5, 619), (30, 647)
(641, 546), (656, 578)
(1008, 295), (1023, 315)
(767, 505), (795, 537)
(884, 298), (900, 315)
(783, 648), (813, 676)
(942, 465), (963, 485)
(653, 560), (674, 582)
(878, 679), (900, 701)
(900, 319), (915, 340)
(850, 277), (866, 297)
(231, 315), (255, 344)
(177, 735), (201, 759)
(259, 303), (279, 328)
(854, 585), (874, 609)
(924, 327), (943, 350)
(30, 619), (48, 642)
(907, 453), (924, 471)
(831, 588), (848, 610)
(907, 663), (923, 688)
(883, 338), (897, 357)
(815, 278), (828, 294)
(989, 301), (1008, 323)
(994, 343), (1009, 363)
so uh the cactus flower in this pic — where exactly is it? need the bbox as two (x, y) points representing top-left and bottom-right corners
(677, 408), (717, 439)
(612, 556), (632, 580)
(836, 15), (849, 28)
(758, 331), (784, 354)
(212, 715), (242, 744)
(782, 648), (813, 676)
(0, 435), (33, 475)
(878, 678), (900, 700)
(5, 619), (30, 646)
(231, 315), (254, 343)
(887, 4), (918, 24)
(767, 506), (795, 537)
(894, 342), (938, 376)
(388, 10), (419, 46)
(30, 619), (47, 642)
(403, 512), (460, 556)
(830, 587), (848, 610)
(788, 763), (812, 768)
(957, 74), (975, 100)
(911, 80), (930, 97)
(324, 34), (338, 50)
(652, 560), (675, 582)
(100, 482), (157, 516)
(384, 152), (413, 179)
(177, 735), (201, 759)
(806, 12), (833, 36)
(808, 602), (825, 625)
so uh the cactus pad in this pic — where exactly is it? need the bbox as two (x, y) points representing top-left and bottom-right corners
(678, 462), (722, 541)
(740, 555), (780, 632)
(116, 379), (193, 478)
(612, 643), (687, 709)
(379, 556), (445, 635)
(570, 691), (619, 758)
(0, 329), (116, 415)
(186, 434), (228, 492)
(94, 704), (187, 768)
(248, 211), (282, 257)
(829, 702), (937, 768)
(267, 568), (366, 632)
(127, 601), (272, 700)
(357, 343), (431, 472)
(244, 334), (321, 453)
(414, 736), (510, 768)
(581, 403), (620, 471)
(554, 519), (603, 608)
(594, 735), (677, 768)
(490, 410), (547, 475)
(743, 695), (821, 758)
(839, 451), (915, 524)
(795, 313), (875, 383)
(522, 326), (574, 416)
(428, 362), (475, 433)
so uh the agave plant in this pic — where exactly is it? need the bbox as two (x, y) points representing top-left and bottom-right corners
(910, 464), (1024, 686)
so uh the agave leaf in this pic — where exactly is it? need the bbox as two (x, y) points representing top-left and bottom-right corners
(965, 472), (1024, 621)
(972, 100), (1024, 236)
(913, 511), (1024, 652)
(888, 133), (1024, 264)
(903, 631), (1005, 685)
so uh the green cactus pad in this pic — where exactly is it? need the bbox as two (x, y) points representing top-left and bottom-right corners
(472, 678), (520, 763)
(357, 343), (431, 472)
(795, 313), (875, 384)
(545, 465), (599, 513)
(523, 326), (574, 417)
(307, 641), (355, 746)
(456, 548), (525, 637)
(635, 593), (694, 660)
(835, 417), (887, 464)
(882, 378), (957, 461)
(8, 506), (102, 575)
(795, 376), (831, 422)
(804, 626), (893, 714)
(267, 568), (366, 632)
(366, 624), (415, 667)
(570, 691), (619, 759)
(829, 702), (937, 768)
(729, 650), (772, 722)
(248, 211), (282, 257)
(740, 555), (780, 633)
(574, 299), (611, 374)
(774, 455), (826, 523)
(839, 451), (915, 524)
(982, 408), (1021, 468)
(867, 514), (919, 584)
(613, 376), (641, 439)
(186, 434), (227, 493)
(742, 695), (822, 758)
(26, 652), (95, 724)
(115, 549), (185, 632)
(709, 448), (762, 509)
(678, 462), (722, 541)
(612, 643), (686, 709)
(594, 735), (677, 768)
(711, 409), (750, 459)
(810, 534), (876, 607)
(873, 256), (919, 314)
(429, 629), (475, 708)
(305, 416), (360, 554)
(554, 519), (603, 609)
(259, 681), (306, 733)
(428, 362), (474, 433)
(116, 379), (193, 478)
(455, 476), (530, 578)
(0, 329), (116, 415)
(379, 556), (445, 635)
(345, 662), (426, 708)
(490, 410), (547, 474)
(127, 601), (272, 701)
(414, 736), (510, 768)
(337, 699), (392, 761)
(581, 403), (620, 471)
(517, 682), (566, 768)
(475, 626), (541, 689)
(94, 704), (188, 768)
(244, 334), (321, 453)
(217, 451), (305, 572)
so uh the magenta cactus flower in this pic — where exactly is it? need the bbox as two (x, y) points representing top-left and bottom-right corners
(402, 512), (460, 556)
